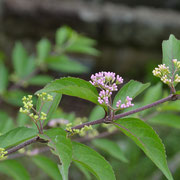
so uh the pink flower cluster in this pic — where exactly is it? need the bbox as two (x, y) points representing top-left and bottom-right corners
(116, 96), (134, 109)
(90, 71), (134, 109)
(90, 72), (123, 91)
(90, 71), (124, 105)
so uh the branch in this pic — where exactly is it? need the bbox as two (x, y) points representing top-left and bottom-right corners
(5, 93), (180, 156)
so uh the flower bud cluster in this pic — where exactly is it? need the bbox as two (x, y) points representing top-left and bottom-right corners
(37, 92), (53, 101)
(66, 123), (93, 136)
(0, 148), (7, 160)
(153, 60), (180, 86)
(172, 59), (180, 69)
(116, 96), (134, 109)
(19, 95), (33, 114)
(90, 72), (123, 105)
(19, 93), (53, 123)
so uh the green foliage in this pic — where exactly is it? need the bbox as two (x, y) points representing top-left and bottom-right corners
(114, 118), (173, 180)
(148, 113), (180, 129)
(36, 92), (62, 126)
(36, 77), (100, 106)
(162, 34), (180, 75)
(0, 127), (37, 149)
(46, 55), (89, 73)
(0, 111), (14, 134)
(72, 141), (116, 180)
(32, 155), (62, 180)
(92, 138), (128, 163)
(0, 160), (30, 180)
(0, 60), (8, 95)
(40, 128), (72, 180)
(28, 75), (53, 86)
(113, 80), (150, 108)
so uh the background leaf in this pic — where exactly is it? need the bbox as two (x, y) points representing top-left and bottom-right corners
(12, 42), (28, 78)
(0, 60), (8, 95)
(92, 138), (128, 163)
(37, 38), (51, 64)
(0, 160), (30, 180)
(148, 113), (180, 129)
(40, 128), (72, 180)
(0, 127), (37, 149)
(29, 75), (53, 86)
(0, 111), (14, 134)
(32, 155), (62, 180)
(114, 118), (173, 180)
(113, 80), (150, 108)
(72, 141), (116, 180)
(46, 55), (89, 73)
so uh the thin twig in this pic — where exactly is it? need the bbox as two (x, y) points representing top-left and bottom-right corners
(5, 94), (180, 156)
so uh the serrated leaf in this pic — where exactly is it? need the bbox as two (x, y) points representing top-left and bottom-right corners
(72, 141), (116, 180)
(46, 55), (89, 73)
(12, 42), (28, 78)
(92, 139), (128, 163)
(0, 111), (14, 134)
(0, 160), (30, 180)
(36, 92), (62, 126)
(32, 155), (62, 180)
(0, 60), (8, 95)
(37, 38), (51, 64)
(162, 34), (180, 76)
(29, 75), (53, 86)
(0, 127), (37, 149)
(36, 77), (100, 106)
(113, 80), (150, 108)
(40, 128), (72, 180)
(148, 113), (180, 129)
(114, 118), (173, 180)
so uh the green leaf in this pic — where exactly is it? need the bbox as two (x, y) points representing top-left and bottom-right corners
(0, 111), (14, 134)
(140, 83), (162, 116)
(37, 38), (51, 64)
(24, 56), (36, 77)
(16, 112), (31, 126)
(56, 26), (72, 46)
(114, 118), (173, 180)
(12, 42), (28, 78)
(89, 105), (105, 122)
(36, 77), (100, 106)
(74, 161), (92, 180)
(72, 141), (116, 180)
(0, 127), (37, 149)
(46, 55), (89, 73)
(0, 160), (30, 180)
(113, 80), (150, 108)
(0, 60), (8, 95)
(162, 34), (180, 76)
(160, 100), (180, 111)
(92, 139), (128, 163)
(28, 75), (53, 86)
(3, 90), (36, 107)
(66, 44), (99, 56)
(32, 155), (62, 180)
(40, 128), (72, 180)
(148, 113), (180, 129)
(143, 83), (162, 105)
(36, 92), (62, 126)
